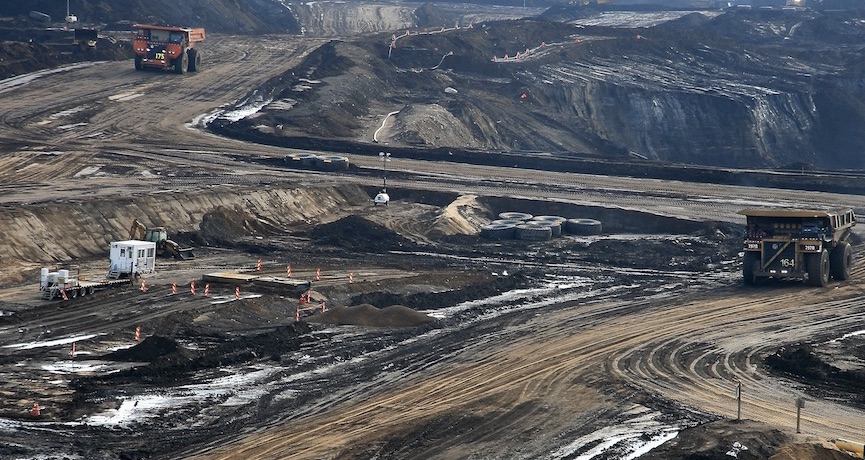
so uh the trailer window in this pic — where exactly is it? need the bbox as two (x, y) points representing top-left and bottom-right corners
(169, 32), (183, 43)
(120, 248), (126, 257)
(147, 248), (154, 257)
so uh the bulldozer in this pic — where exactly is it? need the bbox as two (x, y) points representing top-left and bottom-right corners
(129, 219), (195, 260)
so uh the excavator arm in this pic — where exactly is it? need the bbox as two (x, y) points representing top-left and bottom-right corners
(129, 219), (147, 240)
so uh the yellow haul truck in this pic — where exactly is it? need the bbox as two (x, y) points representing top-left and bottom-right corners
(739, 208), (856, 287)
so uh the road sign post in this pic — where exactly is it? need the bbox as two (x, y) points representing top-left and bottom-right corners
(736, 381), (742, 421)
(795, 397), (805, 433)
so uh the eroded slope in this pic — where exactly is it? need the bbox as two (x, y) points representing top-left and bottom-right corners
(212, 10), (865, 169)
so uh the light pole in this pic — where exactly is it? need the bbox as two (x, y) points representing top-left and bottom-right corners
(379, 151), (390, 190)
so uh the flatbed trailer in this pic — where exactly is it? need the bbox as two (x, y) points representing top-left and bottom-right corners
(40, 269), (131, 300)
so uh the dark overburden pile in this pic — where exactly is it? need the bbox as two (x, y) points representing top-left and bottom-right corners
(765, 344), (865, 405)
(310, 215), (418, 252)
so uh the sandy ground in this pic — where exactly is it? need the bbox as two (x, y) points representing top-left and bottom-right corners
(0, 29), (863, 460)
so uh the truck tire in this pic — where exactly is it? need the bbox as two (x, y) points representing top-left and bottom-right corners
(565, 218), (603, 235)
(315, 155), (350, 171)
(743, 251), (760, 286)
(498, 212), (533, 221)
(830, 241), (853, 281)
(516, 222), (552, 241)
(135, 55), (143, 71)
(807, 249), (830, 287)
(174, 49), (188, 74)
(480, 223), (516, 240)
(188, 49), (201, 72)
(490, 219), (522, 226)
(532, 216), (565, 237)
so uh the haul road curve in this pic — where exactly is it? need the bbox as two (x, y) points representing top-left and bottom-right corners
(1, 35), (864, 459)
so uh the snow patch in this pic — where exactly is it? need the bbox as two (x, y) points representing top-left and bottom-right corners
(548, 406), (683, 459)
(0, 62), (102, 95)
(3, 334), (99, 351)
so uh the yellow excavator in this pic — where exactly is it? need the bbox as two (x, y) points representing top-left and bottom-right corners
(129, 219), (195, 260)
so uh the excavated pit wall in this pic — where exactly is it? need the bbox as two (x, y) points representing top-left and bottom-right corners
(0, 184), (371, 286)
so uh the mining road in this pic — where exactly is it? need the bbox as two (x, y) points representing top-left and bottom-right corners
(0, 34), (864, 459)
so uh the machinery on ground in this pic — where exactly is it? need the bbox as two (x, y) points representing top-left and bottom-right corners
(373, 189), (390, 206)
(73, 28), (98, 49)
(40, 268), (130, 300)
(373, 151), (390, 206)
(132, 24), (205, 74)
(739, 208), (856, 286)
(130, 219), (195, 260)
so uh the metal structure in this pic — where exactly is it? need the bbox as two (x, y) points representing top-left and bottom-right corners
(374, 152), (390, 206)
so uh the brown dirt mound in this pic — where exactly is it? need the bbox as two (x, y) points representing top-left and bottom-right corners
(309, 304), (436, 328)
(198, 205), (281, 245)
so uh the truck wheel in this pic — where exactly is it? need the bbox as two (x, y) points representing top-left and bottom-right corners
(743, 252), (760, 285)
(565, 218), (603, 235)
(807, 249), (830, 287)
(174, 49), (188, 74)
(188, 49), (201, 72)
(830, 241), (853, 281)
(135, 55), (143, 71)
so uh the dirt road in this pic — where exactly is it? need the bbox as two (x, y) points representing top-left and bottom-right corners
(187, 267), (865, 459)
(1, 34), (864, 459)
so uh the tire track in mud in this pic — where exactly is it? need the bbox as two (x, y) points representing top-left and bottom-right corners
(184, 296), (686, 459)
(0, 282), (280, 417)
(3, 34), (865, 459)
(0, 36), (322, 188)
(608, 276), (865, 440)
(188, 272), (865, 459)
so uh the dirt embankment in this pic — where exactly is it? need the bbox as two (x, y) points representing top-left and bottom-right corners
(0, 28), (128, 79)
(0, 184), (371, 286)
(0, 0), (299, 35)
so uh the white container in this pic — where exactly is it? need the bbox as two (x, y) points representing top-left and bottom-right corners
(109, 240), (157, 277)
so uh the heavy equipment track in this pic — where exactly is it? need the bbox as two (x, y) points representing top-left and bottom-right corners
(1, 33), (864, 459)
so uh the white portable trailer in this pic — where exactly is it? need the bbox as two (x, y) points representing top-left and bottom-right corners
(109, 240), (156, 279)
